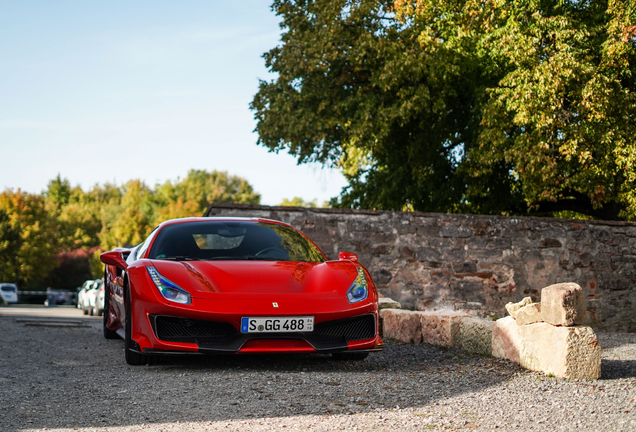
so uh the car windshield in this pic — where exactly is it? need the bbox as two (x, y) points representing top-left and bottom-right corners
(148, 221), (326, 263)
(0, 285), (17, 292)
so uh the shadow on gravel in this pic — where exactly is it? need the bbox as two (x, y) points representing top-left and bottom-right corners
(601, 359), (636, 379)
(0, 317), (526, 431)
(597, 332), (636, 350)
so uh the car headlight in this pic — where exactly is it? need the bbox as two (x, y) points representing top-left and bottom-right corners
(147, 267), (191, 304)
(347, 268), (369, 303)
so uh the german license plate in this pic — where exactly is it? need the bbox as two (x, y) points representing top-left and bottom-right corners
(241, 317), (314, 333)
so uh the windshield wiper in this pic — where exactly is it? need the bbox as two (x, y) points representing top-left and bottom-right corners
(156, 256), (200, 261)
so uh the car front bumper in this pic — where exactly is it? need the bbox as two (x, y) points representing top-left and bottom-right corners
(128, 277), (383, 355)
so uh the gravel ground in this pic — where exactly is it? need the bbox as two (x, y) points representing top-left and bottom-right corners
(0, 311), (634, 432)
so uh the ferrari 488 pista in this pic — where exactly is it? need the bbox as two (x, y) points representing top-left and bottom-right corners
(100, 217), (383, 365)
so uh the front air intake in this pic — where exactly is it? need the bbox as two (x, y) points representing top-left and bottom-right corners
(151, 315), (238, 344)
(311, 314), (376, 345)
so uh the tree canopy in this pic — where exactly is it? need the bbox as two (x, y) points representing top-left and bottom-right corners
(279, 196), (326, 207)
(252, 0), (636, 219)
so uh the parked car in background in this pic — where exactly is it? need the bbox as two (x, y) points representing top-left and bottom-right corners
(93, 279), (105, 316)
(77, 279), (105, 315)
(77, 280), (97, 315)
(44, 288), (69, 306)
(0, 283), (18, 304)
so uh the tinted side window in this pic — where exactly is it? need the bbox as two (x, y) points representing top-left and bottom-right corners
(137, 227), (159, 259)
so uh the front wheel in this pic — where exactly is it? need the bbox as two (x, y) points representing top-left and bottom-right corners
(332, 352), (369, 361)
(124, 283), (147, 365)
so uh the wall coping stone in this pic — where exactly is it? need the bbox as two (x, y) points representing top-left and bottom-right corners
(419, 309), (469, 317)
(204, 202), (636, 228)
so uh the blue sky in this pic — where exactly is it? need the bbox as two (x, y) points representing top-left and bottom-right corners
(0, 1), (347, 205)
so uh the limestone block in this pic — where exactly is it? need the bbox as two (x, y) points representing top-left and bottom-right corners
(419, 310), (468, 347)
(492, 316), (522, 363)
(516, 303), (543, 326)
(378, 297), (402, 310)
(505, 297), (533, 319)
(492, 317), (601, 380)
(541, 283), (586, 326)
(517, 323), (601, 380)
(379, 309), (422, 343)
(455, 317), (494, 356)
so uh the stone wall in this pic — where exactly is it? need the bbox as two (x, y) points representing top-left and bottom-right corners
(204, 203), (636, 332)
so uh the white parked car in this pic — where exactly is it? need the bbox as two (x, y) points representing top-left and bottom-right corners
(77, 279), (104, 316)
(0, 283), (18, 304)
(77, 280), (97, 315)
(93, 279), (105, 316)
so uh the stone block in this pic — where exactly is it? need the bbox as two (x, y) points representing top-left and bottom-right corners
(492, 317), (601, 380)
(492, 316), (522, 363)
(419, 310), (468, 347)
(516, 303), (542, 325)
(517, 323), (601, 380)
(505, 297), (533, 319)
(379, 309), (422, 343)
(455, 317), (494, 356)
(541, 283), (586, 326)
(441, 226), (472, 238)
(378, 297), (402, 310)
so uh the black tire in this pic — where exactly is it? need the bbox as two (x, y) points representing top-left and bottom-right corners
(332, 352), (369, 361)
(124, 282), (147, 365)
(82, 307), (89, 315)
(103, 277), (118, 340)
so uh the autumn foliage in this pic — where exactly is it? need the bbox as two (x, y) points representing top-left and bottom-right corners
(0, 170), (260, 290)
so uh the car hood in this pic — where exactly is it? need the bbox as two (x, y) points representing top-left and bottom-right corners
(148, 259), (359, 298)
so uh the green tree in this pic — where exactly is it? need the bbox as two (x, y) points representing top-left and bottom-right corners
(99, 180), (154, 249)
(44, 174), (72, 212)
(0, 209), (22, 283)
(45, 176), (102, 250)
(253, 0), (636, 219)
(153, 169), (261, 223)
(395, 0), (636, 219)
(252, 0), (506, 213)
(174, 169), (261, 212)
(0, 190), (59, 289)
(279, 197), (326, 207)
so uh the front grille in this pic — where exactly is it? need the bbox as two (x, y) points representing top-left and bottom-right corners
(152, 315), (238, 344)
(311, 314), (376, 345)
(150, 313), (376, 353)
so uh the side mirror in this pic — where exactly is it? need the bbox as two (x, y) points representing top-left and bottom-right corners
(100, 251), (128, 270)
(338, 252), (358, 262)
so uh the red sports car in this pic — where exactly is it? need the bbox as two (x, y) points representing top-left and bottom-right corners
(100, 217), (383, 365)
